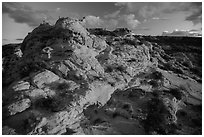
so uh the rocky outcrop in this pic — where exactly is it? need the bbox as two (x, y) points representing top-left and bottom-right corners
(2, 17), (202, 135)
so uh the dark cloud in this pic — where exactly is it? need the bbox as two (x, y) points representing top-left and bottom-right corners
(115, 2), (202, 24)
(189, 28), (202, 32)
(16, 38), (24, 41)
(185, 3), (202, 24)
(2, 2), (54, 27)
(115, 2), (162, 20)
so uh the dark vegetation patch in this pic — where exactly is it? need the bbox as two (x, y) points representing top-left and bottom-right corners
(176, 104), (202, 134)
(105, 65), (126, 73)
(162, 88), (183, 100)
(127, 88), (146, 99)
(20, 62), (48, 78)
(138, 36), (202, 78)
(105, 66), (114, 73)
(127, 58), (137, 62)
(87, 28), (117, 37)
(35, 97), (68, 112)
(148, 80), (160, 88)
(142, 97), (177, 134)
(3, 110), (42, 134)
(56, 82), (70, 91)
(123, 38), (137, 45)
(115, 65), (126, 72)
(62, 128), (76, 135)
(168, 88), (183, 100)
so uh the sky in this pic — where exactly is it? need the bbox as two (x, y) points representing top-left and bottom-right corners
(2, 2), (202, 44)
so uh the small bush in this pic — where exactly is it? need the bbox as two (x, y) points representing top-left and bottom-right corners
(62, 128), (76, 135)
(35, 97), (67, 112)
(116, 65), (126, 72)
(169, 88), (183, 100)
(143, 97), (170, 134)
(56, 82), (70, 91)
(150, 71), (163, 80)
(105, 66), (114, 73)
(148, 80), (159, 88)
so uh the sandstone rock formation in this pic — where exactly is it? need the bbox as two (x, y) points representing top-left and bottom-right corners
(2, 17), (202, 135)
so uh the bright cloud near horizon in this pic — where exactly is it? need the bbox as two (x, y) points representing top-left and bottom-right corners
(2, 2), (202, 44)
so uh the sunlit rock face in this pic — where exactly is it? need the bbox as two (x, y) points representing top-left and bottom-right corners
(2, 17), (202, 135)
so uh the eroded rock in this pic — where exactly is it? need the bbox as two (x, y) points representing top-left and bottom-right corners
(5, 98), (31, 116)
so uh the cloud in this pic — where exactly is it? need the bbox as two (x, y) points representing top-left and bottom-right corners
(185, 4), (202, 24)
(162, 29), (201, 37)
(121, 14), (140, 30)
(104, 10), (120, 18)
(152, 17), (168, 20)
(104, 19), (119, 30)
(85, 15), (104, 27)
(56, 8), (61, 12)
(84, 15), (118, 30)
(139, 5), (158, 18)
(115, 2), (202, 24)
(84, 13), (140, 30)
(135, 27), (150, 31)
(189, 28), (202, 32)
(115, 2), (162, 19)
(2, 2), (54, 27)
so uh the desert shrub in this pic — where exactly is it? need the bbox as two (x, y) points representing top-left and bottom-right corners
(115, 65), (126, 72)
(190, 67), (202, 77)
(182, 61), (191, 68)
(143, 97), (170, 134)
(121, 103), (133, 114)
(191, 118), (202, 127)
(138, 41), (143, 45)
(62, 128), (76, 135)
(56, 82), (70, 91)
(127, 88), (146, 99)
(92, 118), (106, 125)
(177, 110), (187, 117)
(127, 58), (136, 62)
(148, 80), (159, 88)
(105, 65), (126, 73)
(150, 71), (163, 80)
(105, 66), (114, 73)
(124, 38), (137, 45)
(112, 110), (130, 119)
(20, 63), (42, 77)
(173, 68), (183, 74)
(23, 114), (41, 133)
(35, 97), (67, 112)
(108, 81), (115, 87)
(169, 88), (183, 100)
